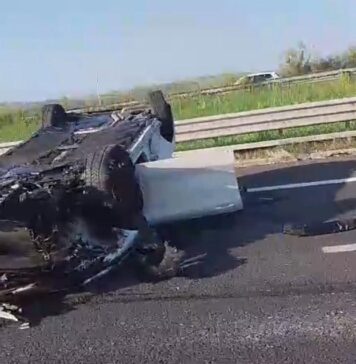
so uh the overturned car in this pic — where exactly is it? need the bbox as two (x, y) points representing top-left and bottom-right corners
(0, 91), (243, 325)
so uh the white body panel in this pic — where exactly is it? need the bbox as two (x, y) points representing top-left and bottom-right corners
(129, 120), (175, 163)
(135, 149), (243, 225)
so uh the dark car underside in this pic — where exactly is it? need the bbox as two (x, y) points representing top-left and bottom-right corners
(0, 92), (185, 325)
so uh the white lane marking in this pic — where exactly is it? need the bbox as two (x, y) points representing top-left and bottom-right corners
(322, 243), (356, 254)
(247, 177), (356, 193)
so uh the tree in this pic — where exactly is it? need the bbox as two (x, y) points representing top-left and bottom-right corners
(279, 42), (312, 77)
(344, 46), (356, 68)
(279, 43), (356, 77)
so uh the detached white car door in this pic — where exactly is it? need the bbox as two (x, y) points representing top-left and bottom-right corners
(135, 149), (243, 225)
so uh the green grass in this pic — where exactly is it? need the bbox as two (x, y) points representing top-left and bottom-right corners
(0, 110), (40, 142)
(171, 78), (356, 120)
(173, 78), (356, 151)
(0, 78), (356, 148)
(0, 120), (39, 142)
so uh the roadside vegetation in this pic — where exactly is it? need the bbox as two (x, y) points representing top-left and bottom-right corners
(0, 44), (355, 146)
(171, 77), (356, 120)
(279, 43), (356, 77)
(0, 109), (40, 142)
(1, 77), (355, 144)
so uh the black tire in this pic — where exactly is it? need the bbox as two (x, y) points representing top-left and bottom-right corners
(84, 145), (113, 192)
(148, 90), (174, 142)
(41, 104), (67, 128)
(85, 144), (144, 225)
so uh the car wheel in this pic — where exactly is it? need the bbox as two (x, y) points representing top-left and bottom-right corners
(41, 104), (68, 128)
(148, 90), (174, 142)
(85, 144), (144, 227)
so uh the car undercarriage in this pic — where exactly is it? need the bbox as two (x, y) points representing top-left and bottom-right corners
(0, 91), (190, 325)
(0, 91), (244, 327)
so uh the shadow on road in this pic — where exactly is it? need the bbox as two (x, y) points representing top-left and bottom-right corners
(156, 158), (356, 279)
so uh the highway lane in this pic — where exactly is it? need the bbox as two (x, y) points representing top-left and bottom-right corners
(2, 157), (356, 363)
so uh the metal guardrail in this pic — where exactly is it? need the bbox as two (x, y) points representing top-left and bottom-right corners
(169, 67), (356, 99)
(1, 97), (356, 155)
(66, 68), (356, 112)
(175, 97), (356, 142)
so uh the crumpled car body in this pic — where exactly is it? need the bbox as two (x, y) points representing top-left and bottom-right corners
(0, 91), (243, 325)
(0, 91), (180, 318)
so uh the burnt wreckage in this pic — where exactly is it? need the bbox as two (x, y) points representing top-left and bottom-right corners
(0, 91), (184, 324)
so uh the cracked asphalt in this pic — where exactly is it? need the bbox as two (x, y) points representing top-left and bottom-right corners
(2, 157), (356, 363)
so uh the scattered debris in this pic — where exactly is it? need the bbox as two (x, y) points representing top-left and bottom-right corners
(0, 305), (20, 322)
(283, 218), (356, 237)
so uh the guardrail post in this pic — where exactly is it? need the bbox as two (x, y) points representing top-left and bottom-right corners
(341, 70), (352, 83)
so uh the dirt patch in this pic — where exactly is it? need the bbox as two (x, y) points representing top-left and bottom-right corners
(234, 137), (356, 167)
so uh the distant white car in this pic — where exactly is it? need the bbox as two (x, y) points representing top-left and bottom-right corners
(235, 72), (280, 85)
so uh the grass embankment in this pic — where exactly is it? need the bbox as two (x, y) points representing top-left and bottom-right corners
(171, 78), (356, 120)
(0, 109), (40, 143)
(172, 78), (356, 151)
(0, 78), (356, 147)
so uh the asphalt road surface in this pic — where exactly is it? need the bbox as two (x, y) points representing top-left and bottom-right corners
(2, 157), (356, 363)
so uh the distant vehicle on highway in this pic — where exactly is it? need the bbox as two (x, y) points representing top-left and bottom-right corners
(235, 71), (280, 86)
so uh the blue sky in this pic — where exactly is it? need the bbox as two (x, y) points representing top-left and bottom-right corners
(0, 0), (354, 102)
